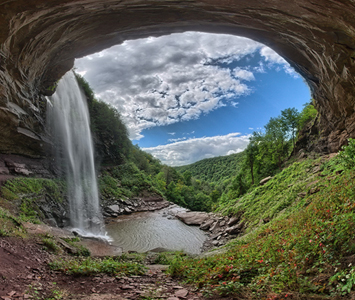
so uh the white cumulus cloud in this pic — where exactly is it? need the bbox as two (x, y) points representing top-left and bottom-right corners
(75, 32), (294, 140)
(143, 133), (250, 166)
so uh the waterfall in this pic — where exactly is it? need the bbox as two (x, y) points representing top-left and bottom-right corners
(47, 71), (105, 238)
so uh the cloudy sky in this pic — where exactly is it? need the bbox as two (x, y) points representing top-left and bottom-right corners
(75, 32), (310, 166)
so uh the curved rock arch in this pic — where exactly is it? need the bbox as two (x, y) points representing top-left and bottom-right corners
(0, 0), (354, 156)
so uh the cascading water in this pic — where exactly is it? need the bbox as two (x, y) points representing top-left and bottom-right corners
(47, 71), (105, 237)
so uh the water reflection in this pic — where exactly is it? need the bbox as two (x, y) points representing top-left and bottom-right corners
(106, 207), (207, 254)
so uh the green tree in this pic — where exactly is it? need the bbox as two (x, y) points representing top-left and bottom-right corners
(281, 107), (300, 152)
(264, 116), (289, 169)
(245, 139), (259, 185)
(298, 101), (317, 130)
(183, 171), (192, 186)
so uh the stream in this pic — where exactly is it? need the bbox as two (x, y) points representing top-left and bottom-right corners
(106, 206), (207, 254)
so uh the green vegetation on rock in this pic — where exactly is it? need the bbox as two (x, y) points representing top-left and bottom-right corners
(0, 178), (66, 224)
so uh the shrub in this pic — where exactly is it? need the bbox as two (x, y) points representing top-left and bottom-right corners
(49, 257), (147, 276)
(337, 138), (355, 169)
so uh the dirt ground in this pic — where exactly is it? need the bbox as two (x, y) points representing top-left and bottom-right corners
(0, 236), (234, 300)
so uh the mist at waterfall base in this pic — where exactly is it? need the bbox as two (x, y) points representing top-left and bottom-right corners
(47, 71), (109, 240)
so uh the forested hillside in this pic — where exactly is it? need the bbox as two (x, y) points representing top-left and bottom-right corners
(174, 152), (245, 184)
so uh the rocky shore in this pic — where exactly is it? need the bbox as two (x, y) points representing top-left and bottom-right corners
(103, 196), (170, 218)
(175, 211), (244, 251)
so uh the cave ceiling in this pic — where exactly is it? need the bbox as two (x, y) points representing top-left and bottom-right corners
(0, 0), (355, 156)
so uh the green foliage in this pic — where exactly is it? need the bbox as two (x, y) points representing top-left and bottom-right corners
(153, 251), (186, 265)
(298, 101), (318, 130)
(1, 178), (64, 203)
(167, 157), (355, 298)
(99, 162), (163, 202)
(281, 107), (300, 150)
(61, 238), (91, 256)
(217, 158), (323, 226)
(175, 152), (245, 184)
(337, 138), (355, 169)
(0, 207), (25, 237)
(42, 237), (60, 253)
(130, 145), (162, 175)
(0, 178), (65, 223)
(49, 257), (147, 276)
(329, 267), (355, 295)
(218, 106), (305, 210)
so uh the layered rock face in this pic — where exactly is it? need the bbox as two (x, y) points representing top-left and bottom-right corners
(1, 0), (355, 156)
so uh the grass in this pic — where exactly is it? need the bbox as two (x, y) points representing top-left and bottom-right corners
(42, 237), (61, 253)
(217, 156), (331, 228)
(163, 155), (355, 299)
(61, 237), (91, 257)
(0, 206), (26, 237)
(49, 256), (147, 276)
(0, 178), (66, 224)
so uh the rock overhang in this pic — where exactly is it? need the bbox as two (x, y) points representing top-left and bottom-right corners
(0, 0), (355, 156)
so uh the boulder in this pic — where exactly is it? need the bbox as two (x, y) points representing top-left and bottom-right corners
(124, 207), (132, 214)
(107, 204), (120, 214)
(175, 211), (209, 225)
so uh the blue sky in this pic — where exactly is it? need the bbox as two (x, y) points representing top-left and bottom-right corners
(75, 32), (310, 166)
(138, 52), (309, 148)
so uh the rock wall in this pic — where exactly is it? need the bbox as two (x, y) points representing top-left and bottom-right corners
(0, 154), (56, 185)
(1, 1), (355, 155)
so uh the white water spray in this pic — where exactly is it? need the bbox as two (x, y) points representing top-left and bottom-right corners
(47, 71), (106, 238)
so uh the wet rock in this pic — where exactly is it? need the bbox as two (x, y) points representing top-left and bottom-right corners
(124, 207), (132, 214)
(125, 200), (133, 206)
(199, 219), (214, 230)
(107, 205), (120, 214)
